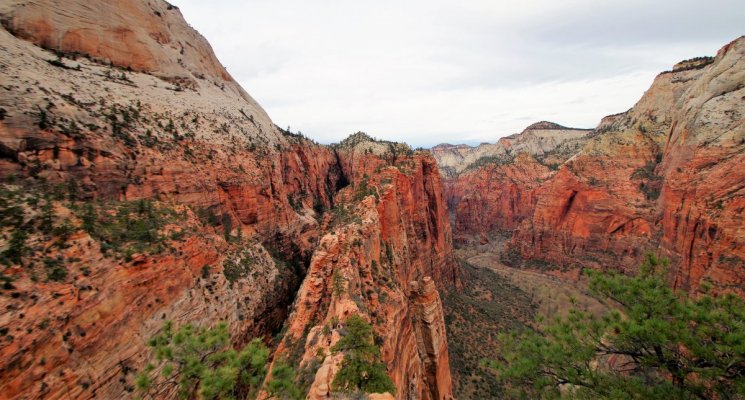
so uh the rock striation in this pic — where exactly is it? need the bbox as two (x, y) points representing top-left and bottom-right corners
(431, 121), (591, 178)
(435, 37), (745, 296)
(514, 38), (745, 295)
(444, 153), (552, 244)
(269, 136), (456, 399)
(434, 122), (591, 243)
(0, 1), (456, 399)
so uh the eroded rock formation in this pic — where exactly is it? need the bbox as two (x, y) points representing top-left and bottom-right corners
(434, 122), (591, 243)
(514, 39), (745, 295)
(444, 153), (552, 244)
(431, 121), (591, 178)
(269, 135), (455, 399)
(436, 38), (745, 295)
(0, 1), (455, 398)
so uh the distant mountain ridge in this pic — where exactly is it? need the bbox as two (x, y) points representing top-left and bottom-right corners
(430, 121), (593, 177)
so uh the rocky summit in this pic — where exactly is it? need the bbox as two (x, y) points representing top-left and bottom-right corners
(0, 1), (743, 399)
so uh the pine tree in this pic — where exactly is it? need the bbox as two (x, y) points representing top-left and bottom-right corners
(137, 321), (272, 400)
(266, 361), (302, 399)
(332, 314), (396, 395)
(3, 228), (28, 265)
(486, 253), (745, 399)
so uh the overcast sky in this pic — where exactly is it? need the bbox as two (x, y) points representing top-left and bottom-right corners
(171, 0), (744, 147)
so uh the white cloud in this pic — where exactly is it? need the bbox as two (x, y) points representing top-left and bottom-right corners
(171, 0), (745, 147)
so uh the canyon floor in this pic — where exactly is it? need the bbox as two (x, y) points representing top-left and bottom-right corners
(444, 233), (611, 399)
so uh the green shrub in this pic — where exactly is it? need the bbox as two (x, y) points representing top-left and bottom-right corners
(137, 321), (270, 400)
(332, 314), (395, 395)
(486, 254), (745, 399)
(353, 176), (377, 202)
(2, 228), (28, 265)
(332, 269), (346, 297)
(77, 199), (179, 258)
(222, 250), (255, 286)
(266, 361), (302, 399)
(44, 257), (67, 282)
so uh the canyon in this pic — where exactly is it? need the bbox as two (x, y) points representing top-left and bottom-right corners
(437, 42), (745, 296)
(0, 1), (743, 399)
(0, 1), (455, 398)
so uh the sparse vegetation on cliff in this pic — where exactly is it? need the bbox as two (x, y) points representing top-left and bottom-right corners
(332, 314), (396, 395)
(486, 254), (745, 399)
(137, 321), (301, 400)
(77, 199), (183, 259)
(631, 155), (663, 201)
(464, 154), (515, 171)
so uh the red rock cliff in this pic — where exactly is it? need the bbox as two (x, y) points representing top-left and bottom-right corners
(433, 123), (591, 244)
(435, 38), (744, 296)
(444, 153), (552, 245)
(268, 137), (456, 399)
(446, 38), (744, 295)
(0, 3), (456, 400)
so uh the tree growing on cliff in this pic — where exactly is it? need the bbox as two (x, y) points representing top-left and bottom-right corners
(136, 321), (278, 400)
(332, 314), (396, 395)
(486, 254), (745, 399)
(265, 360), (302, 399)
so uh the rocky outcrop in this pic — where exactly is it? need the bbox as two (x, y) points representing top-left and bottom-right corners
(269, 138), (455, 399)
(0, 2), (456, 399)
(435, 38), (744, 296)
(409, 278), (451, 400)
(444, 153), (552, 244)
(0, 0), (258, 101)
(656, 40), (745, 294)
(434, 122), (591, 242)
(511, 38), (745, 294)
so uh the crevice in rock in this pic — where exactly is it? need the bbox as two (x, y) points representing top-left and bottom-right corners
(559, 190), (578, 222)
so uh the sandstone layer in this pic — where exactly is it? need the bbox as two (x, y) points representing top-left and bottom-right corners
(444, 153), (552, 244)
(0, 2), (456, 398)
(431, 121), (591, 178)
(435, 38), (745, 295)
(269, 135), (456, 400)
(514, 40), (745, 296)
(435, 122), (591, 243)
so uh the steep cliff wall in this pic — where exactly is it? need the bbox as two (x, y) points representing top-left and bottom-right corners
(444, 153), (551, 244)
(656, 40), (745, 293)
(269, 137), (456, 399)
(434, 123), (591, 242)
(0, 2), (456, 399)
(514, 40), (745, 294)
(434, 39), (744, 295)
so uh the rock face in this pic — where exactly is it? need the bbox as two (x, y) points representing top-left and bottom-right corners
(434, 122), (591, 243)
(409, 278), (452, 400)
(270, 136), (456, 400)
(431, 122), (591, 178)
(515, 38), (745, 295)
(0, 0), (253, 100)
(436, 37), (745, 295)
(444, 153), (552, 244)
(0, 2), (455, 399)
